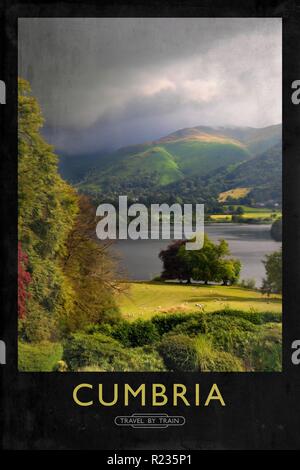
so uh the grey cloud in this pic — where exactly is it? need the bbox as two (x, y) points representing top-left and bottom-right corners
(18, 17), (282, 154)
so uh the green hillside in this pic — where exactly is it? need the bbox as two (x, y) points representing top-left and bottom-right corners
(222, 143), (282, 204)
(57, 124), (281, 208)
(78, 130), (251, 193)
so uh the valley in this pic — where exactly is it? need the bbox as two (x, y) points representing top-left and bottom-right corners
(59, 124), (282, 215)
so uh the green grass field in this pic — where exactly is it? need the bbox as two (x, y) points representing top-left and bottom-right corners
(210, 205), (281, 221)
(118, 281), (282, 321)
(18, 341), (63, 372)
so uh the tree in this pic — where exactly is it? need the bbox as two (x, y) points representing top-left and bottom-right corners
(159, 240), (193, 283)
(218, 258), (241, 285)
(261, 249), (282, 294)
(18, 79), (122, 339)
(159, 235), (241, 285)
(62, 195), (124, 331)
(185, 236), (229, 285)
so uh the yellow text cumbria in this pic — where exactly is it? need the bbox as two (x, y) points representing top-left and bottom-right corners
(73, 383), (225, 407)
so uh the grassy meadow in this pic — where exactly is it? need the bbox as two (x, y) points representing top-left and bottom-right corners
(118, 281), (282, 321)
(210, 205), (281, 222)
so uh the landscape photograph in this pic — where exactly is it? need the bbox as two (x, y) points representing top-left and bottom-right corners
(18, 18), (282, 372)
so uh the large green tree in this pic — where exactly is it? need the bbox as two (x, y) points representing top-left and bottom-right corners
(18, 78), (121, 341)
(160, 235), (241, 285)
(18, 78), (79, 341)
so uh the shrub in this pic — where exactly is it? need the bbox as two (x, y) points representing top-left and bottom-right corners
(63, 332), (164, 371)
(205, 315), (258, 358)
(152, 312), (203, 336)
(18, 341), (63, 371)
(214, 309), (281, 325)
(158, 334), (198, 371)
(18, 302), (58, 342)
(245, 323), (282, 371)
(86, 319), (160, 347)
(63, 332), (123, 370)
(112, 319), (160, 347)
(170, 317), (207, 337)
(78, 346), (165, 372)
(194, 336), (244, 372)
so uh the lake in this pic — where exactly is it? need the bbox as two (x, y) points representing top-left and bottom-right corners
(111, 223), (281, 287)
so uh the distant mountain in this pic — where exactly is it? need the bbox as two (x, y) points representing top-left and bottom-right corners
(221, 142), (282, 204)
(58, 124), (281, 207)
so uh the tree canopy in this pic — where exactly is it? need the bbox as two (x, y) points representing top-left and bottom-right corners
(262, 248), (282, 294)
(18, 78), (121, 341)
(159, 235), (241, 285)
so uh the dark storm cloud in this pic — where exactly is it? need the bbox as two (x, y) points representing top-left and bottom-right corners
(18, 18), (282, 154)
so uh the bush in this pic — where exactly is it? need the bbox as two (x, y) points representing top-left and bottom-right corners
(63, 332), (122, 370)
(18, 303), (58, 342)
(205, 315), (258, 359)
(18, 341), (63, 371)
(214, 309), (281, 325)
(158, 334), (198, 371)
(152, 312), (203, 336)
(78, 346), (165, 372)
(194, 336), (244, 372)
(85, 319), (159, 347)
(245, 323), (282, 371)
(168, 317), (207, 337)
(63, 332), (164, 371)
(112, 319), (159, 347)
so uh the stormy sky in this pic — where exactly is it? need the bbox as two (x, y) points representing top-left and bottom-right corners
(18, 18), (282, 155)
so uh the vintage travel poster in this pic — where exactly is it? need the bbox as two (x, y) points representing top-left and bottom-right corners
(0, 0), (300, 456)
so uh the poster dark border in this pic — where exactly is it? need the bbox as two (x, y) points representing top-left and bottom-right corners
(0, 0), (300, 451)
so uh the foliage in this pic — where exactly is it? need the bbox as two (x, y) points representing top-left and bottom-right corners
(194, 335), (244, 372)
(19, 303), (58, 342)
(262, 249), (282, 294)
(61, 195), (122, 332)
(78, 346), (165, 372)
(214, 309), (281, 325)
(18, 341), (63, 372)
(158, 334), (198, 371)
(76, 125), (281, 208)
(159, 240), (192, 282)
(110, 319), (159, 347)
(245, 323), (282, 371)
(63, 332), (164, 371)
(57, 308), (282, 372)
(205, 315), (259, 359)
(159, 235), (241, 285)
(63, 332), (122, 370)
(18, 78), (78, 339)
(18, 242), (31, 319)
(151, 312), (203, 336)
(18, 79), (121, 346)
(166, 317), (207, 337)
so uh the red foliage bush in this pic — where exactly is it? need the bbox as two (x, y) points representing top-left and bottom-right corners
(18, 242), (31, 319)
